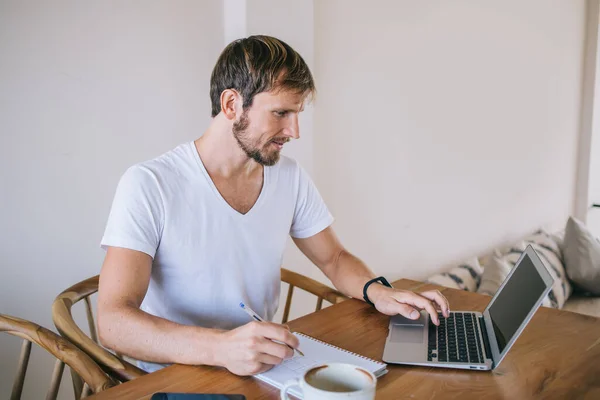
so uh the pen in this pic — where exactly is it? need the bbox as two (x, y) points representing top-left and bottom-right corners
(239, 302), (304, 357)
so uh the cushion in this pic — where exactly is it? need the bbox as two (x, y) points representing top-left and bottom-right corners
(477, 254), (511, 296)
(427, 258), (483, 292)
(476, 230), (572, 309)
(562, 293), (600, 317)
(561, 216), (600, 295)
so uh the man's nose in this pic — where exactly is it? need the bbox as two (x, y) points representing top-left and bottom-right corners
(283, 114), (300, 139)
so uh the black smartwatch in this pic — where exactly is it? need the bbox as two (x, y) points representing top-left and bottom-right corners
(363, 276), (393, 306)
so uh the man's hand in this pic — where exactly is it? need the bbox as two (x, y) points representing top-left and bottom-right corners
(214, 321), (299, 376)
(367, 284), (450, 326)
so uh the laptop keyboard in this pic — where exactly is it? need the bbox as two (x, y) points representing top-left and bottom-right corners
(427, 312), (485, 363)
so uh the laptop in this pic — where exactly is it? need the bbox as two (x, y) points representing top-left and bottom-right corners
(382, 245), (554, 370)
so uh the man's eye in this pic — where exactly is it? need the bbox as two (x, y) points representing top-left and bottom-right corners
(274, 111), (288, 117)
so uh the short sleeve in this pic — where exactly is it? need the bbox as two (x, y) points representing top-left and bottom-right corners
(289, 164), (334, 239)
(100, 165), (164, 258)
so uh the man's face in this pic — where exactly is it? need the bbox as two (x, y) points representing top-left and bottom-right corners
(232, 89), (305, 166)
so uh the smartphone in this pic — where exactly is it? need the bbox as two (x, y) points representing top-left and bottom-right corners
(150, 394), (246, 400)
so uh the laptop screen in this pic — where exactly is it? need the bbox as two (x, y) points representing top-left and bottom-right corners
(488, 252), (548, 353)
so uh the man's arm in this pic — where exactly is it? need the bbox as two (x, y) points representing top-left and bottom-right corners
(293, 227), (449, 325)
(97, 246), (298, 375)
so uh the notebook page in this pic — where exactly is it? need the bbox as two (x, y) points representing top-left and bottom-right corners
(255, 332), (387, 397)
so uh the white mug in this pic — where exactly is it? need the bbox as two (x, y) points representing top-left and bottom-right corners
(279, 363), (377, 400)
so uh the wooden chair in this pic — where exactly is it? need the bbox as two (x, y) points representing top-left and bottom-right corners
(0, 314), (115, 400)
(52, 276), (146, 385)
(52, 269), (347, 382)
(279, 268), (348, 323)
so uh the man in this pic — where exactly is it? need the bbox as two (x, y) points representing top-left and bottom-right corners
(98, 35), (449, 376)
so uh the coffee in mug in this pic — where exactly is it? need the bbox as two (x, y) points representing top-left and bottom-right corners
(279, 363), (376, 400)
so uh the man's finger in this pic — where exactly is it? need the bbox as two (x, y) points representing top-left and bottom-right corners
(257, 352), (285, 366)
(398, 292), (439, 325)
(257, 337), (295, 361)
(420, 290), (450, 318)
(388, 301), (421, 320)
(257, 322), (299, 349)
(415, 297), (440, 326)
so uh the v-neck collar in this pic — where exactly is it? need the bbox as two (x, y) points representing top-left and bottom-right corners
(190, 141), (270, 219)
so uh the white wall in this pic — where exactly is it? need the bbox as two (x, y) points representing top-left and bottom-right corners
(589, 4), (600, 207)
(585, 0), (600, 236)
(576, 0), (600, 220)
(314, 0), (588, 280)
(0, 0), (593, 398)
(0, 1), (223, 398)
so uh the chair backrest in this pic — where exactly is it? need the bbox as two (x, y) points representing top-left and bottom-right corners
(52, 269), (347, 383)
(0, 314), (115, 400)
(52, 276), (146, 384)
(280, 268), (348, 323)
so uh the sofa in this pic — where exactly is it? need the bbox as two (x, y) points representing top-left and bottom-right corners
(427, 217), (600, 318)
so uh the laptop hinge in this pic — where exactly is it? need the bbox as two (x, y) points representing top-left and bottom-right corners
(478, 316), (494, 366)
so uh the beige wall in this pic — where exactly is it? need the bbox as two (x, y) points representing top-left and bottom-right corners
(576, 0), (600, 220)
(0, 1), (222, 398)
(314, 0), (587, 280)
(0, 0), (593, 398)
(590, 4), (600, 206)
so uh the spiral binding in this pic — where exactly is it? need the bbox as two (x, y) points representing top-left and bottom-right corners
(295, 332), (386, 366)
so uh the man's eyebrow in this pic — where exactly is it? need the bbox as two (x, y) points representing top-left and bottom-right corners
(273, 106), (304, 112)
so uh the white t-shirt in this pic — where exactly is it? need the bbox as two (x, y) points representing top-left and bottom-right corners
(101, 142), (333, 372)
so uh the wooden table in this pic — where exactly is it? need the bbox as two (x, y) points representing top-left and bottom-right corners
(89, 279), (600, 399)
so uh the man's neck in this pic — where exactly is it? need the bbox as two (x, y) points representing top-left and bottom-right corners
(194, 116), (262, 180)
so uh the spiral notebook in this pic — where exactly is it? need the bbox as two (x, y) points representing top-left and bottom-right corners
(255, 332), (387, 398)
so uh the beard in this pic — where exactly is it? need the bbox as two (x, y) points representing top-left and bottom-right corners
(232, 110), (284, 166)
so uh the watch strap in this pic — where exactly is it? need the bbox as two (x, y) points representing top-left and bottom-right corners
(363, 276), (392, 306)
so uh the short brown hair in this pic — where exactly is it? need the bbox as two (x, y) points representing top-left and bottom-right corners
(210, 35), (315, 117)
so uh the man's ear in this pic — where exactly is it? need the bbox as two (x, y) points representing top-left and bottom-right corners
(220, 89), (242, 121)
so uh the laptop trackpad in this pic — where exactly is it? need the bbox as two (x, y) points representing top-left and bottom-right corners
(390, 324), (424, 343)
(390, 313), (426, 326)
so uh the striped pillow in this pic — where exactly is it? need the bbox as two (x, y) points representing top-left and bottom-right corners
(427, 258), (483, 292)
(477, 255), (511, 297)
(477, 230), (572, 309)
